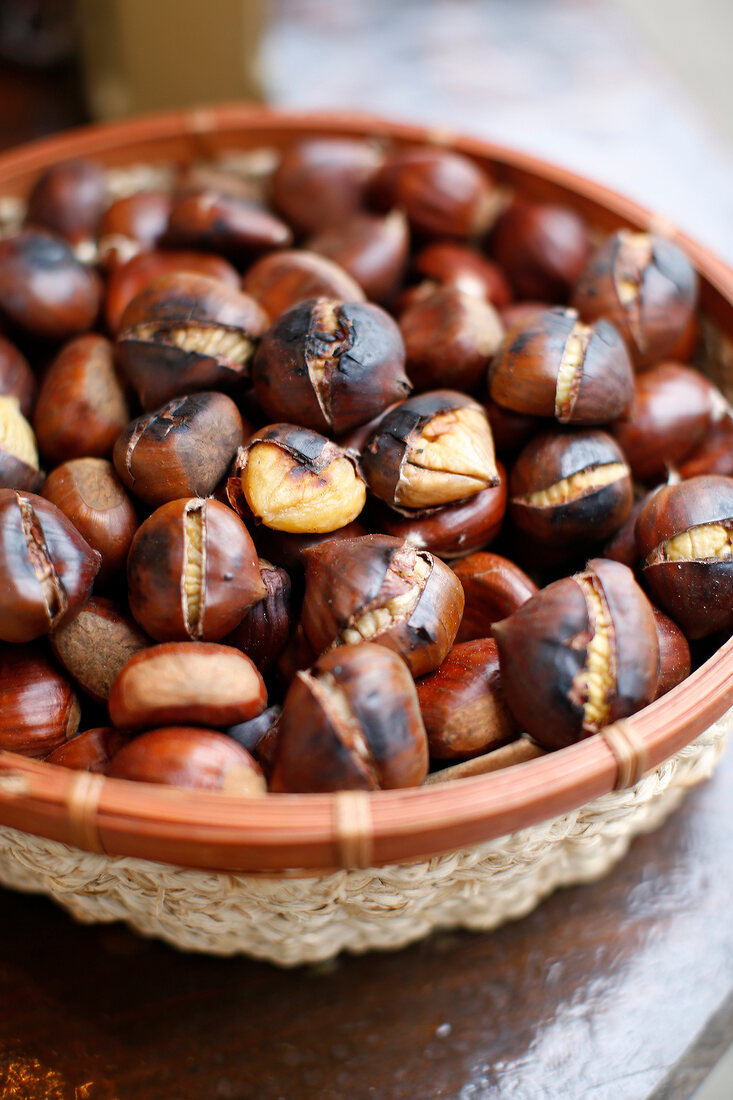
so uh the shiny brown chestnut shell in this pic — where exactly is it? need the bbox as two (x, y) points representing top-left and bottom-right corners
(635, 476), (733, 639)
(50, 596), (150, 704)
(108, 642), (267, 730)
(225, 705), (281, 780)
(652, 607), (691, 699)
(484, 399), (539, 456)
(0, 489), (101, 642)
(241, 249), (365, 322)
(0, 335), (36, 419)
(105, 249), (240, 334)
(251, 519), (370, 575)
(300, 534), (464, 678)
(41, 458), (138, 584)
(166, 189), (292, 257)
(369, 146), (497, 239)
(252, 298), (410, 435)
(0, 229), (102, 341)
(509, 428), (633, 549)
(411, 241), (513, 308)
(107, 726), (265, 794)
(25, 158), (106, 247)
(223, 559), (292, 675)
(360, 389), (499, 514)
(33, 334), (131, 464)
(116, 271), (268, 409)
(399, 285), (504, 394)
(307, 210), (410, 304)
(678, 416), (733, 480)
(416, 638), (518, 760)
(493, 557), (659, 749)
(488, 307), (634, 424)
(0, 395), (41, 493)
(371, 464), (507, 560)
(611, 362), (722, 483)
(97, 190), (173, 268)
(489, 200), (592, 301)
(0, 643), (81, 757)
(270, 137), (383, 236)
(571, 230), (699, 369)
(452, 552), (538, 643)
(272, 643), (428, 792)
(46, 726), (134, 773)
(127, 496), (265, 642)
(113, 391), (244, 507)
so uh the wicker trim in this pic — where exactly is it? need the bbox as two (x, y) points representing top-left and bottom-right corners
(601, 721), (649, 788)
(0, 710), (728, 966)
(66, 772), (106, 854)
(334, 790), (374, 868)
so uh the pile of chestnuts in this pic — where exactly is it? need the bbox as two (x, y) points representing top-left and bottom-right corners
(0, 133), (729, 798)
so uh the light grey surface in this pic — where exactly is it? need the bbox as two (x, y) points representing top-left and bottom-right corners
(264, 0), (733, 264)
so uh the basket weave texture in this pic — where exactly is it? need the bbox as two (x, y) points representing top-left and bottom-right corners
(1, 709), (728, 966)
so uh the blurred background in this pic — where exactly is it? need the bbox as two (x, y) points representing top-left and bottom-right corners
(0, 0), (731, 262)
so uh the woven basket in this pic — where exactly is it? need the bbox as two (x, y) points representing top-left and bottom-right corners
(1, 107), (733, 966)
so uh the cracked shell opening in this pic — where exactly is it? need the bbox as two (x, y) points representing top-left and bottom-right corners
(397, 406), (497, 509)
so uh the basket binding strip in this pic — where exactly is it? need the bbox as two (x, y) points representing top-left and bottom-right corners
(0, 710), (728, 966)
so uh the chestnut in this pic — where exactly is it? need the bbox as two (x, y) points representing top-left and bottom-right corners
(300, 534), (464, 677)
(127, 496), (265, 642)
(0, 489), (101, 642)
(46, 726), (133, 773)
(0, 334), (36, 419)
(226, 706), (281, 780)
(509, 428), (633, 551)
(0, 229), (102, 341)
(105, 249), (240, 334)
(493, 557), (659, 749)
(416, 638), (518, 760)
(678, 415), (733, 479)
(252, 298), (410, 435)
(25, 158), (106, 250)
(411, 241), (513, 308)
(484, 399), (539, 456)
(97, 191), (172, 269)
(488, 307), (634, 425)
(270, 137), (383, 236)
(635, 475), (733, 638)
(571, 230), (699, 368)
(116, 272), (268, 409)
(236, 424), (366, 534)
(611, 362), (724, 483)
(652, 607), (691, 699)
(0, 643), (80, 757)
(307, 210), (410, 303)
(108, 642), (267, 730)
(399, 285), (504, 393)
(452, 552), (538, 643)
(107, 726), (266, 794)
(489, 200), (591, 301)
(33, 334), (131, 464)
(251, 519), (370, 575)
(371, 464), (507, 559)
(271, 643), (428, 792)
(41, 458), (138, 584)
(166, 189), (292, 257)
(241, 249), (365, 322)
(360, 390), (499, 513)
(50, 596), (150, 703)
(0, 395), (42, 492)
(223, 559), (292, 675)
(369, 146), (497, 239)
(113, 391), (244, 507)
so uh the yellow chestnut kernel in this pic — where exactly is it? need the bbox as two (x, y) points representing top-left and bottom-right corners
(183, 502), (204, 636)
(397, 406), (497, 509)
(0, 395), (39, 468)
(522, 462), (629, 507)
(577, 576), (614, 730)
(555, 321), (591, 417)
(663, 522), (733, 562)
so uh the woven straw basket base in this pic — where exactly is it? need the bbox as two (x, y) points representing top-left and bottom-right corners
(0, 711), (729, 967)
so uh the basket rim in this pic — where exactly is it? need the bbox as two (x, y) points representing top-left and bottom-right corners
(1, 104), (733, 873)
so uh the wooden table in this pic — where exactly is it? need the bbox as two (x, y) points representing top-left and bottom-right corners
(2, 7), (733, 1097)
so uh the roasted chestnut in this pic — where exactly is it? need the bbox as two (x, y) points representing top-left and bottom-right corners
(241, 249), (365, 321)
(33, 334), (131, 464)
(236, 424), (366, 534)
(300, 534), (464, 677)
(0, 334), (36, 419)
(252, 298), (410, 435)
(411, 241), (513, 308)
(360, 390), (499, 513)
(166, 189), (292, 257)
(270, 137), (383, 235)
(635, 475), (733, 638)
(399, 284), (504, 393)
(46, 726), (133, 773)
(488, 307), (634, 424)
(223, 559), (292, 675)
(107, 726), (266, 794)
(652, 607), (691, 699)
(271, 643), (428, 792)
(108, 642), (267, 729)
(225, 705), (281, 779)
(0, 489), (101, 642)
(452, 552), (538, 643)
(0, 643), (80, 757)
(50, 596), (150, 703)
(0, 395), (42, 492)
(127, 497), (265, 642)
(25, 158), (106, 251)
(489, 200), (591, 301)
(97, 191), (173, 268)
(116, 272), (268, 409)
(493, 557), (659, 749)
(307, 210), (410, 303)
(113, 391), (244, 507)
(572, 230), (699, 369)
